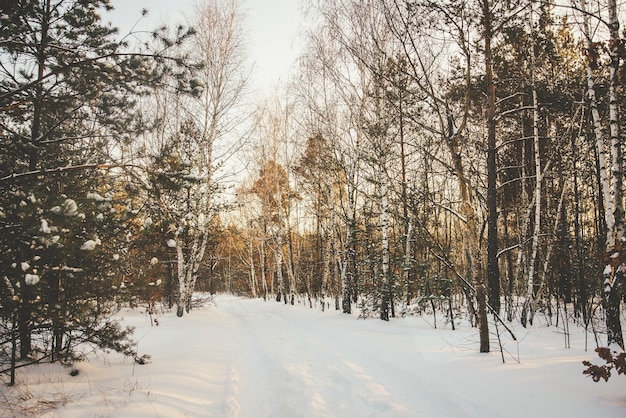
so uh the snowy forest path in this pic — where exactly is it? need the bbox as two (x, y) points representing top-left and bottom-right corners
(214, 296), (495, 418)
(10, 295), (625, 417)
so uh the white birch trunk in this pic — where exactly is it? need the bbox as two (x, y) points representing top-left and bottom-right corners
(608, 0), (624, 245)
(321, 187), (335, 311)
(404, 220), (413, 305)
(380, 165), (391, 321)
(521, 72), (542, 327)
(259, 238), (268, 299)
(284, 214), (297, 304)
(536, 181), (568, 304)
(176, 239), (186, 317)
(275, 227), (284, 302)
(580, 0), (615, 247)
(576, 0), (624, 349)
(341, 175), (358, 313)
(605, 0), (624, 349)
(247, 240), (258, 298)
(381, 173), (389, 280)
(340, 204), (353, 313)
(175, 222), (210, 317)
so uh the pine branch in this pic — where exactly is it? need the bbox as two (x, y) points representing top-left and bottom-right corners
(0, 163), (129, 183)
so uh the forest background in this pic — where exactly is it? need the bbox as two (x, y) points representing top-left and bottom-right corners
(1, 0), (626, 386)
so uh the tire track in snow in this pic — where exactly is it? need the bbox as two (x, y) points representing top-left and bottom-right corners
(216, 297), (497, 418)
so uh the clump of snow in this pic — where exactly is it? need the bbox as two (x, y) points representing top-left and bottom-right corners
(51, 199), (79, 216)
(80, 240), (97, 251)
(87, 192), (105, 201)
(166, 239), (177, 248)
(24, 273), (39, 286)
(62, 199), (78, 216)
(40, 219), (51, 233)
(183, 173), (206, 182)
(143, 217), (153, 228)
(80, 237), (101, 251)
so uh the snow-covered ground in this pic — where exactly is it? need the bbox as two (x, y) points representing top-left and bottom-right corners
(2, 295), (625, 417)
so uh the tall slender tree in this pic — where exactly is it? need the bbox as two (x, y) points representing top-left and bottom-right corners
(573, 0), (624, 349)
(141, 0), (249, 316)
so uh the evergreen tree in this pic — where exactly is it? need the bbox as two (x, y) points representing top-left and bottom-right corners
(0, 0), (193, 381)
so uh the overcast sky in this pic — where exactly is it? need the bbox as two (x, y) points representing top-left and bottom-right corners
(108, 0), (304, 96)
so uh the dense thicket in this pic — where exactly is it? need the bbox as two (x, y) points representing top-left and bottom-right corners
(225, 0), (626, 355)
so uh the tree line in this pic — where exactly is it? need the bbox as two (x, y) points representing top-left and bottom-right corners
(232, 0), (626, 358)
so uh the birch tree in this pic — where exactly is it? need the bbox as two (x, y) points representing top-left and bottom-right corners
(295, 134), (343, 307)
(145, 0), (249, 317)
(298, 1), (371, 312)
(248, 96), (301, 303)
(572, 0), (624, 349)
(520, 0), (543, 328)
(603, 0), (625, 350)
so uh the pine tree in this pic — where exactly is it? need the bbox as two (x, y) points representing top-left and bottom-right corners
(0, 0), (193, 380)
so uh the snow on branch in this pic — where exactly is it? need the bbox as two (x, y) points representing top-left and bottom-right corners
(0, 163), (136, 183)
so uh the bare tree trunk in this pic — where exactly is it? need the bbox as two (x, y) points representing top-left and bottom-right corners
(380, 167), (391, 321)
(579, 0), (614, 246)
(285, 214), (297, 305)
(397, 70), (412, 307)
(275, 227), (284, 302)
(404, 221), (413, 306)
(483, 0), (501, 316)
(605, 0), (624, 349)
(575, 0), (624, 349)
(247, 239), (258, 298)
(608, 0), (624, 244)
(176, 240), (187, 317)
(521, 18), (542, 326)
(446, 106), (490, 353)
(341, 175), (358, 314)
(260, 237), (268, 299)
(321, 189), (335, 310)
(535, 181), (568, 305)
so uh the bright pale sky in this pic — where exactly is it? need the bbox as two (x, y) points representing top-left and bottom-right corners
(108, 0), (303, 95)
